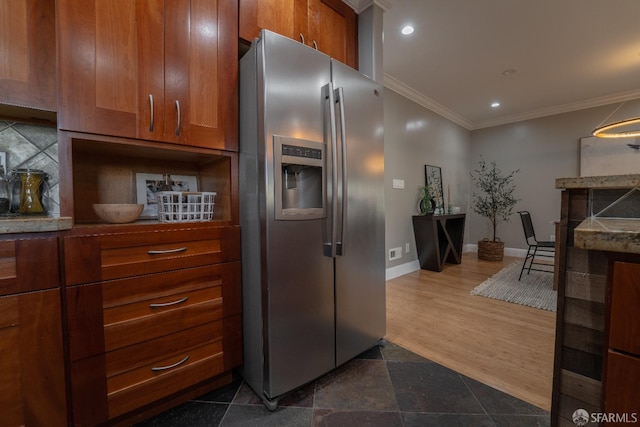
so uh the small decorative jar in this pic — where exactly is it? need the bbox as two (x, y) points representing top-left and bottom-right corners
(10, 169), (51, 215)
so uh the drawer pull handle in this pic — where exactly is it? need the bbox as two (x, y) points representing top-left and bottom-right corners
(151, 355), (190, 372)
(149, 296), (188, 308)
(147, 247), (187, 255)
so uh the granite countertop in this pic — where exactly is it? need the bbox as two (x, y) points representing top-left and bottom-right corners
(556, 174), (640, 189)
(574, 217), (640, 255)
(0, 216), (73, 234)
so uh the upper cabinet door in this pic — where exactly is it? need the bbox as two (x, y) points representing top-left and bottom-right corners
(239, 0), (297, 42)
(0, 0), (56, 111)
(306, 0), (357, 67)
(239, 0), (357, 69)
(57, 0), (163, 139)
(164, 0), (238, 150)
(57, 0), (238, 151)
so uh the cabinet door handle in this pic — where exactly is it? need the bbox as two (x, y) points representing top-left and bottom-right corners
(151, 355), (190, 372)
(148, 94), (155, 132)
(175, 100), (181, 136)
(147, 247), (187, 255)
(299, 33), (305, 44)
(149, 296), (188, 308)
(313, 40), (318, 50)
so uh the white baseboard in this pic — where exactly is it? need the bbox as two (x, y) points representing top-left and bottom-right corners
(386, 245), (526, 280)
(466, 243), (527, 258)
(385, 260), (420, 280)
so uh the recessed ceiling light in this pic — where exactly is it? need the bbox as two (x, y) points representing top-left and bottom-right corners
(401, 26), (414, 35)
(491, 102), (501, 108)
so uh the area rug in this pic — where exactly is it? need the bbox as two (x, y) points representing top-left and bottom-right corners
(470, 262), (557, 312)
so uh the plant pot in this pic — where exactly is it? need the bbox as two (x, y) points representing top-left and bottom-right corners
(477, 238), (504, 261)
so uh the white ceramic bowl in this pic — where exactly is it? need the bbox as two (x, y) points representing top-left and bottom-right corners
(92, 204), (144, 224)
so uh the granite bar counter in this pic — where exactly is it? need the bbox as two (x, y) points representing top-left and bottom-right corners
(551, 174), (640, 427)
(0, 216), (73, 234)
(556, 173), (640, 255)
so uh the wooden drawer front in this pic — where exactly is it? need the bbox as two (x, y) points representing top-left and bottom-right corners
(0, 237), (59, 295)
(104, 284), (223, 352)
(604, 350), (640, 418)
(609, 261), (640, 355)
(107, 336), (224, 418)
(64, 226), (241, 285)
(101, 238), (221, 281)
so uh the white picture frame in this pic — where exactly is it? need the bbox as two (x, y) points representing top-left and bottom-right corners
(135, 173), (198, 218)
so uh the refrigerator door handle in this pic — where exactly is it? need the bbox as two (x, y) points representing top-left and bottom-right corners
(322, 82), (339, 258)
(335, 87), (347, 256)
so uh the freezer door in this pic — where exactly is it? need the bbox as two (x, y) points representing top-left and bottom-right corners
(260, 31), (336, 398)
(331, 60), (386, 366)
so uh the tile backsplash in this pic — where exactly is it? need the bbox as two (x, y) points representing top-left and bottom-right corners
(0, 120), (60, 215)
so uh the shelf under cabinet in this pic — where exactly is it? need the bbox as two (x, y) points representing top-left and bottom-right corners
(58, 131), (238, 226)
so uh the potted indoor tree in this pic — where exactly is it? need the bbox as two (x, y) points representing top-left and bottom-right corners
(470, 157), (519, 261)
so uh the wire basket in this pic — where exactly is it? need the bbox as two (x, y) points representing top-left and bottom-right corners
(156, 191), (216, 223)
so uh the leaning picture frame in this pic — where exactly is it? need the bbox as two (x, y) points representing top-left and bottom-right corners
(425, 165), (444, 213)
(135, 173), (198, 218)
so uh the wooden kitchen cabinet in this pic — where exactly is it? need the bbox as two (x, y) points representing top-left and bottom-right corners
(0, 0), (56, 112)
(239, 0), (357, 68)
(57, 0), (238, 150)
(0, 234), (66, 427)
(63, 224), (242, 425)
(603, 259), (640, 420)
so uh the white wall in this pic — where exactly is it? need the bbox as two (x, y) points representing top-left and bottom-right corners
(385, 91), (640, 278)
(468, 103), (636, 250)
(384, 89), (471, 274)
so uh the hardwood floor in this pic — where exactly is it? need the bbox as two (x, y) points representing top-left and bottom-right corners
(385, 253), (556, 411)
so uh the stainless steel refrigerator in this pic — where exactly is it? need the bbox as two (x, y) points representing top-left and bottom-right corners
(239, 30), (385, 409)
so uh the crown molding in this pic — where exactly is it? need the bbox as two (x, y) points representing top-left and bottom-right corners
(343, 0), (395, 13)
(383, 73), (474, 130)
(384, 74), (640, 131)
(472, 89), (640, 130)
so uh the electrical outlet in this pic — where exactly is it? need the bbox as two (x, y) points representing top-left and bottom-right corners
(389, 247), (402, 261)
(550, 234), (556, 242)
(405, 243), (410, 253)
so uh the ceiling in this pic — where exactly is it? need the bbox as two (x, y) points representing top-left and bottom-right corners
(378, 0), (640, 130)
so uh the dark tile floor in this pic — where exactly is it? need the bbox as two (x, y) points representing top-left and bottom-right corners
(136, 341), (550, 427)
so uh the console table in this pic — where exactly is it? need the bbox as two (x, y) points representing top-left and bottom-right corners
(412, 214), (466, 272)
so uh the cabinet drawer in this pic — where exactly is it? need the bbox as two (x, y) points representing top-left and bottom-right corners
(107, 331), (224, 418)
(64, 226), (241, 285)
(609, 261), (640, 355)
(104, 283), (223, 352)
(0, 237), (59, 295)
(604, 350), (640, 418)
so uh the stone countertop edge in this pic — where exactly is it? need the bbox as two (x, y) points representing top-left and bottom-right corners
(0, 216), (73, 234)
(556, 174), (640, 189)
(574, 217), (640, 255)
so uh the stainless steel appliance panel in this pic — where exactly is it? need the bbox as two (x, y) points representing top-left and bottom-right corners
(259, 31), (335, 398)
(330, 59), (386, 366)
(240, 30), (386, 406)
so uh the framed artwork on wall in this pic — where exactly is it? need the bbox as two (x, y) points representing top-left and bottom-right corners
(425, 164), (444, 213)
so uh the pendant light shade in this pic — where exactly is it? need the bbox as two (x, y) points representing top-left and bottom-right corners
(592, 116), (640, 139)
(592, 100), (640, 138)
